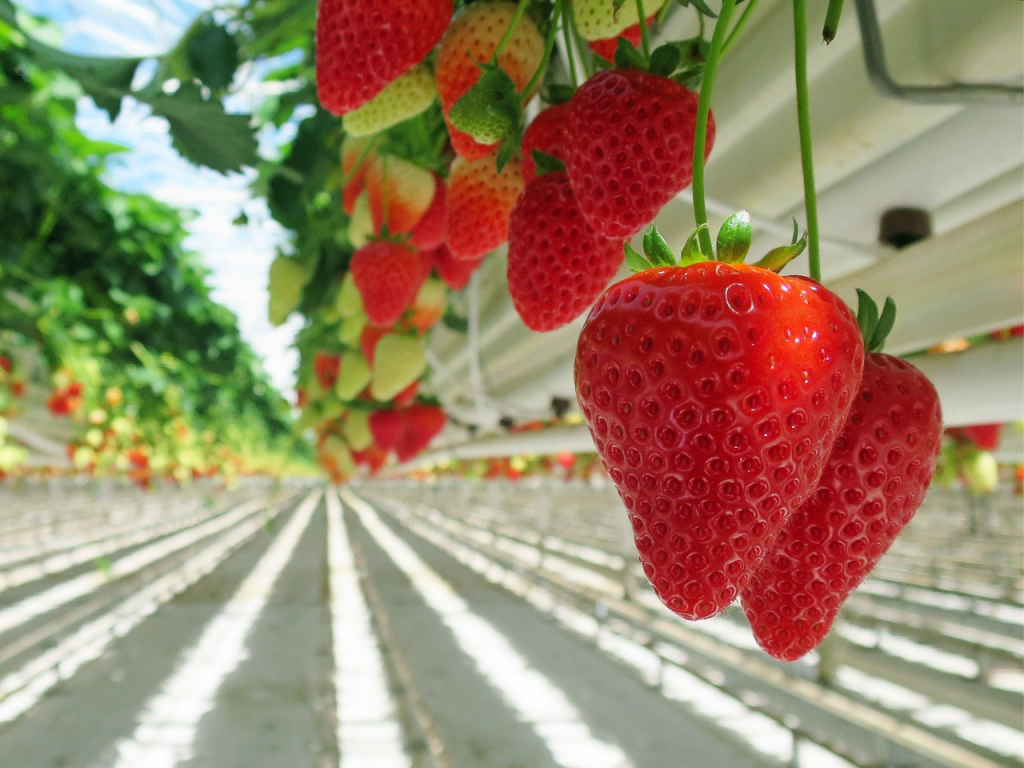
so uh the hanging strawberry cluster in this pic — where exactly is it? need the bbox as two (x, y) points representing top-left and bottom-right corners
(300, 0), (946, 662)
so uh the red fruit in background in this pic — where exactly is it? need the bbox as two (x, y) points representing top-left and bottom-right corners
(397, 404), (447, 462)
(565, 69), (712, 238)
(350, 241), (422, 327)
(341, 136), (376, 215)
(990, 323), (1024, 341)
(394, 380), (419, 407)
(741, 354), (941, 661)
(507, 171), (624, 331)
(316, 0), (452, 115)
(574, 263), (865, 619)
(586, 16), (657, 61)
(410, 176), (447, 250)
(360, 326), (390, 366)
(435, 1), (545, 159)
(433, 244), (484, 291)
(963, 423), (1002, 451)
(521, 103), (571, 181)
(66, 381), (83, 398)
(446, 153), (524, 260)
(353, 444), (389, 475)
(313, 352), (341, 390)
(369, 409), (405, 452)
(557, 451), (576, 470)
(0, 355), (10, 372)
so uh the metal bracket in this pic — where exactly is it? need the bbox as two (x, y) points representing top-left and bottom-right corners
(854, 0), (1024, 105)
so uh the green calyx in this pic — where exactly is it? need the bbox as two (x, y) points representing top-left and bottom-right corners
(612, 36), (707, 87)
(623, 211), (809, 276)
(855, 289), (897, 353)
(531, 149), (567, 176)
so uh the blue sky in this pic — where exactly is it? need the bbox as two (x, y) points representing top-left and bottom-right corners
(18, 0), (303, 396)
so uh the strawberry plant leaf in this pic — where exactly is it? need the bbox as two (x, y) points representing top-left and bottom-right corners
(614, 37), (647, 71)
(442, 307), (469, 333)
(650, 43), (683, 77)
(716, 210), (751, 263)
(869, 296), (898, 353)
(145, 84), (259, 174)
(643, 226), (676, 266)
(855, 288), (880, 343)
(531, 149), (566, 175)
(681, 224), (711, 266)
(185, 22), (239, 91)
(674, 0), (718, 18)
(624, 242), (655, 273)
(755, 232), (808, 272)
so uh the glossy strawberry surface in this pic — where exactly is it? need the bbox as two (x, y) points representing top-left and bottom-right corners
(316, 0), (452, 115)
(574, 262), (864, 619)
(565, 69), (713, 238)
(507, 171), (624, 331)
(432, 244), (484, 290)
(741, 354), (941, 660)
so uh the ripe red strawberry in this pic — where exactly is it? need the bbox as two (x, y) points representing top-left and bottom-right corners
(586, 16), (656, 62)
(316, 0), (452, 115)
(313, 352), (341, 390)
(741, 354), (941, 660)
(507, 171), (624, 331)
(432, 244), (484, 290)
(435, 1), (545, 159)
(365, 155), (436, 234)
(369, 409), (405, 452)
(565, 69), (713, 238)
(410, 176), (447, 250)
(574, 261), (864, 619)
(342, 136), (376, 215)
(446, 152), (524, 260)
(394, 380), (419, 407)
(521, 103), (571, 181)
(963, 423), (1002, 451)
(397, 404), (447, 462)
(350, 241), (422, 327)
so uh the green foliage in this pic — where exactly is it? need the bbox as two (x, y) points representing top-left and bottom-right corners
(0, 20), (293, 467)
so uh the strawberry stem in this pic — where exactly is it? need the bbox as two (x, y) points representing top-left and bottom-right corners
(692, 0), (737, 258)
(494, 0), (531, 60)
(823, 0), (845, 43)
(635, 0), (651, 60)
(721, 0), (760, 58)
(793, 0), (822, 282)
(564, 1), (594, 78)
(559, 0), (579, 87)
(523, 0), (563, 97)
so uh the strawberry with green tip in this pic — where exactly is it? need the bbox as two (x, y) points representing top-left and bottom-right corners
(405, 277), (448, 333)
(446, 152), (524, 260)
(741, 293), (941, 660)
(371, 334), (426, 401)
(366, 155), (437, 234)
(342, 136), (376, 215)
(587, 14), (657, 61)
(348, 191), (374, 248)
(335, 271), (364, 318)
(410, 176), (447, 250)
(574, 224), (864, 620)
(435, 1), (545, 159)
(343, 63), (437, 137)
(316, 0), (452, 115)
(351, 241), (422, 327)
